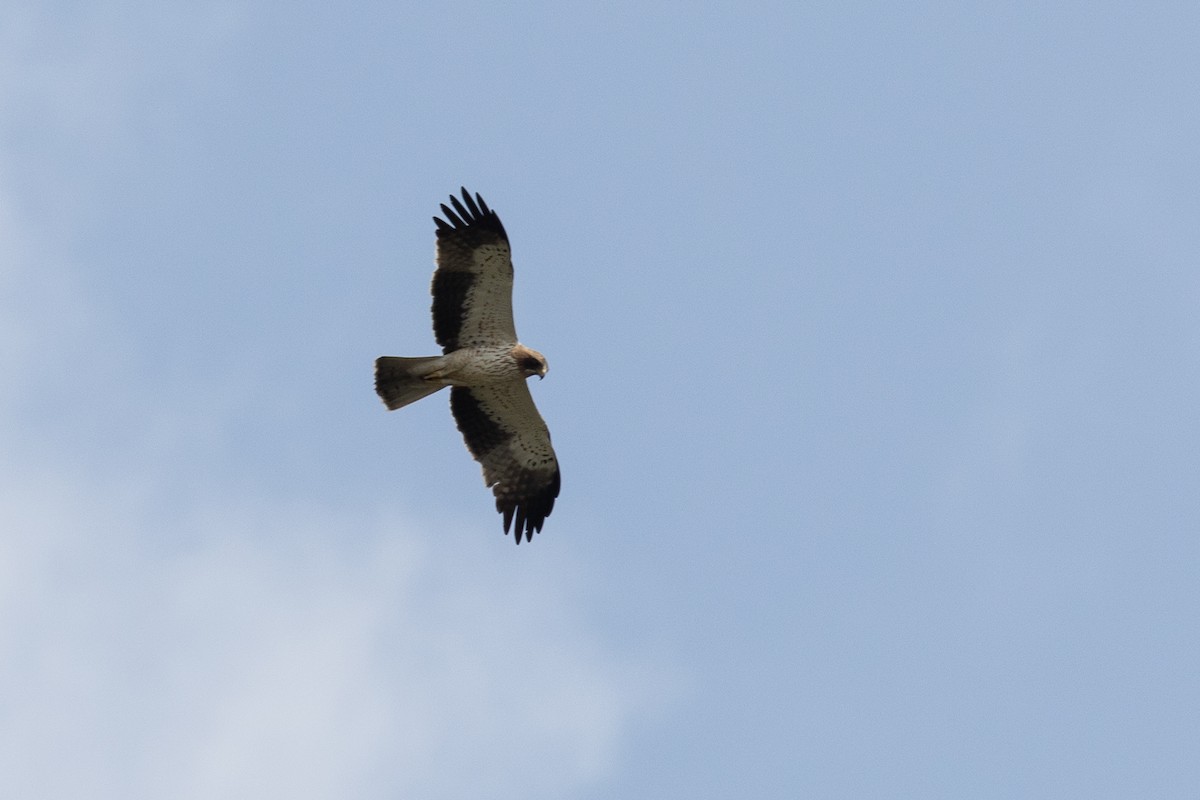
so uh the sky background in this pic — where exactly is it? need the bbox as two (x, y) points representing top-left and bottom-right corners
(3, 2), (1199, 797)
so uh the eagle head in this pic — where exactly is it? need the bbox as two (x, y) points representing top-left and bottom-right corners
(512, 344), (548, 380)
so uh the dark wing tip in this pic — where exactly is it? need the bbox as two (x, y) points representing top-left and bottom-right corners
(498, 467), (561, 544)
(433, 188), (507, 241)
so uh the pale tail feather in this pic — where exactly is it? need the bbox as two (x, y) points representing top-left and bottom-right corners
(374, 356), (446, 410)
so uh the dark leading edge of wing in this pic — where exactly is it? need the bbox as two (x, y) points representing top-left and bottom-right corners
(450, 386), (561, 544)
(431, 188), (509, 353)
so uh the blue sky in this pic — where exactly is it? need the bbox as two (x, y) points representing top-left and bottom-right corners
(3, 2), (1199, 797)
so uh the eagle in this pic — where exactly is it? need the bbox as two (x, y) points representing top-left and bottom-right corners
(375, 188), (560, 543)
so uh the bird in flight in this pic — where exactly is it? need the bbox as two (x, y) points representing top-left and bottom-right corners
(375, 188), (560, 543)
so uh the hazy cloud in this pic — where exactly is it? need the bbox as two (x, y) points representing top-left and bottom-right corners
(0, 10), (668, 796)
(0, 463), (662, 799)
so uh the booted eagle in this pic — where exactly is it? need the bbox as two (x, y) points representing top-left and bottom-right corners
(375, 188), (560, 543)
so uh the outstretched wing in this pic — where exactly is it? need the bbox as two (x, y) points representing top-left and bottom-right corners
(432, 188), (516, 353)
(450, 384), (560, 543)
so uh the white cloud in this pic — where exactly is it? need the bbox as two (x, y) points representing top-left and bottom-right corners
(0, 228), (657, 800)
(0, 10), (669, 796)
(0, 191), (660, 796)
(0, 468), (657, 799)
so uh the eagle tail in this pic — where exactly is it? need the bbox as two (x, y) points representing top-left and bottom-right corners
(374, 356), (447, 410)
